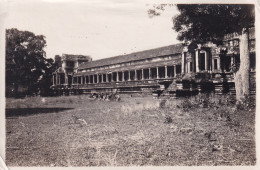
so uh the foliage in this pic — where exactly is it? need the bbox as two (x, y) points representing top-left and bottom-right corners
(6, 28), (55, 97)
(149, 4), (254, 45)
(147, 4), (175, 17)
(172, 4), (254, 45)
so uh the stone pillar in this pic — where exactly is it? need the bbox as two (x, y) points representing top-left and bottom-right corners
(64, 73), (68, 85)
(135, 70), (137, 80)
(88, 75), (90, 84)
(59, 74), (61, 85)
(217, 58), (221, 72)
(181, 52), (186, 74)
(77, 76), (79, 85)
(53, 75), (55, 85)
(56, 73), (59, 85)
(212, 59), (214, 72)
(111, 73), (114, 82)
(142, 69), (144, 80)
(122, 71), (125, 82)
(209, 52), (212, 72)
(195, 49), (200, 72)
(97, 74), (99, 83)
(117, 72), (119, 82)
(149, 68), (151, 79)
(205, 52), (208, 71)
(165, 66), (168, 78)
(93, 75), (95, 84)
(156, 67), (159, 79)
(174, 65), (176, 77)
(128, 71), (131, 81)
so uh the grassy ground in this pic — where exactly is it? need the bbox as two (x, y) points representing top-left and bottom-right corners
(5, 94), (256, 166)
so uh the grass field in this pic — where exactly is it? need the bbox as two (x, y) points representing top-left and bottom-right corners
(5, 94), (256, 166)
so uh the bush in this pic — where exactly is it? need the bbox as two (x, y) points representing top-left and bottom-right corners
(159, 99), (167, 108)
(164, 115), (172, 123)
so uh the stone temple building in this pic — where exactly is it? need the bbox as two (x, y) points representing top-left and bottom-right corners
(52, 54), (92, 91)
(52, 28), (255, 97)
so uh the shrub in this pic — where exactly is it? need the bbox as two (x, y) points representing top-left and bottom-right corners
(164, 115), (172, 124)
(159, 99), (167, 108)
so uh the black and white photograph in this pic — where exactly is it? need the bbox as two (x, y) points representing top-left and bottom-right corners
(0, 0), (259, 168)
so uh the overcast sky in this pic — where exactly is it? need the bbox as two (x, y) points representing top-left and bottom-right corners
(5, 0), (181, 60)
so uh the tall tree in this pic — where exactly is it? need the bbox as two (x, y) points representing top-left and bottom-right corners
(6, 28), (52, 97)
(149, 4), (255, 102)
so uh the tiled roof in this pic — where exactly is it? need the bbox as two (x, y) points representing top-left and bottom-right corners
(62, 54), (92, 61)
(78, 43), (184, 70)
(74, 58), (182, 76)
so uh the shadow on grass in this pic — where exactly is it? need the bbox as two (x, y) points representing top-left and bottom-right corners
(6, 107), (73, 118)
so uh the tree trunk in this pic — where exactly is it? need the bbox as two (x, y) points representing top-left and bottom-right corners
(13, 82), (18, 98)
(234, 28), (250, 102)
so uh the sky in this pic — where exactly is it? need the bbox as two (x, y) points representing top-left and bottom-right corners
(5, 0), (181, 60)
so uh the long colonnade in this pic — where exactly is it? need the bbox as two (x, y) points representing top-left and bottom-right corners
(72, 65), (181, 85)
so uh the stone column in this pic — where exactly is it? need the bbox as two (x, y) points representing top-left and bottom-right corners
(64, 72), (68, 85)
(56, 73), (59, 85)
(122, 71), (125, 82)
(53, 75), (55, 85)
(117, 72), (119, 82)
(165, 66), (168, 78)
(174, 65), (176, 77)
(217, 58), (221, 72)
(111, 73), (114, 82)
(212, 59), (214, 72)
(195, 49), (200, 72)
(205, 52), (208, 71)
(97, 74), (99, 83)
(105, 74), (108, 83)
(142, 69), (144, 80)
(156, 67), (159, 79)
(88, 75), (90, 84)
(128, 71), (131, 81)
(181, 52), (186, 74)
(93, 75), (95, 84)
(187, 62), (190, 73)
(135, 70), (137, 80)
(149, 68), (151, 79)
(59, 74), (62, 85)
(209, 52), (212, 72)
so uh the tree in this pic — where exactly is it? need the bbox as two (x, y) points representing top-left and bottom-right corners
(149, 4), (255, 102)
(37, 58), (56, 96)
(6, 28), (53, 97)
